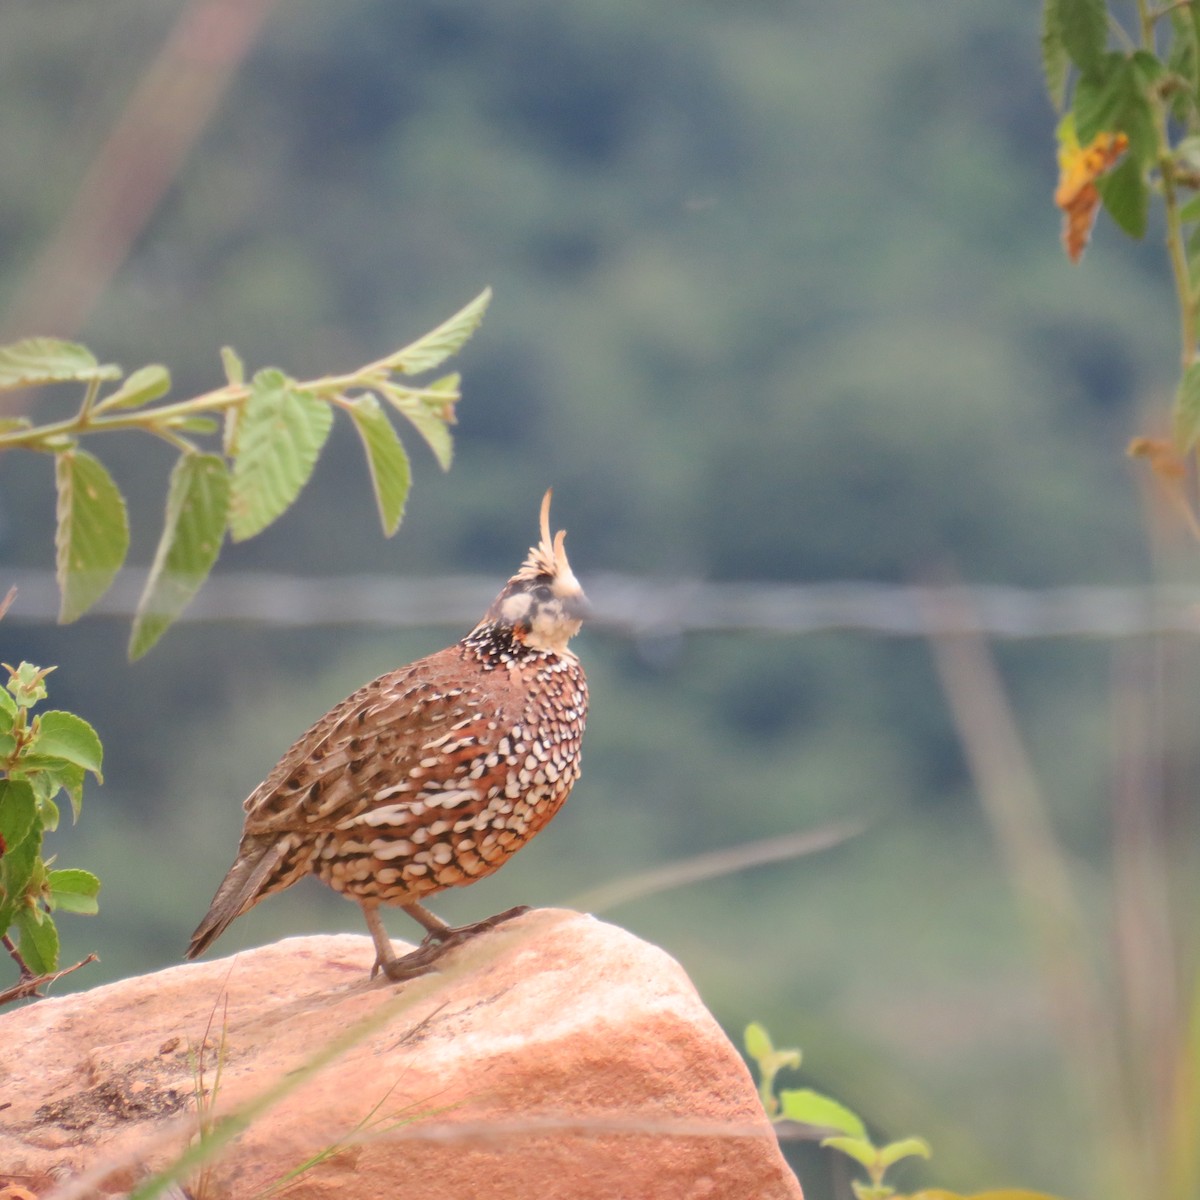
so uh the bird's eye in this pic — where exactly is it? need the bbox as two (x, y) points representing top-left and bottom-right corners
(532, 584), (553, 601)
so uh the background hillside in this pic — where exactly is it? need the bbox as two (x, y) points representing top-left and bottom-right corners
(0, 2), (1190, 1196)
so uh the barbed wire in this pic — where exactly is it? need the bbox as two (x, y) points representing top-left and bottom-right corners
(3, 568), (1200, 639)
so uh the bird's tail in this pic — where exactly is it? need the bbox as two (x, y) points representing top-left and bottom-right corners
(186, 836), (290, 960)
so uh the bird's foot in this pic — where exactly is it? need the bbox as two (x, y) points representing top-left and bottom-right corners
(420, 904), (532, 948)
(377, 905), (532, 982)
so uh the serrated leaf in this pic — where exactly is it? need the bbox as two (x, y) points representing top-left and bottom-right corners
(0, 779), (37, 854)
(54, 448), (130, 623)
(1074, 53), (1159, 164)
(744, 1021), (773, 1063)
(15, 904), (58, 973)
(384, 287), (492, 376)
(130, 454), (229, 658)
(0, 338), (120, 392)
(877, 1136), (933, 1169)
(821, 1135), (879, 1171)
(229, 370), (333, 541)
(1173, 362), (1200, 450)
(1096, 152), (1148, 238)
(382, 379), (457, 471)
(348, 395), (412, 536)
(30, 711), (103, 779)
(781, 1089), (868, 1138)
(1041, 0), (1070, 110)
(1058, 0), (1107, 77)
(47, 867), (100, 915)
(95, 364), (171, 412)
(0, 816), (40, 929)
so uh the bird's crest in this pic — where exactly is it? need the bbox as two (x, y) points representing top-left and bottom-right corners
(515, 489), (571, 581)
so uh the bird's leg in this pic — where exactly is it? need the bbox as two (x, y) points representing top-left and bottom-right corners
(360, 902), (436, 979)
(361, 901), (533, 984)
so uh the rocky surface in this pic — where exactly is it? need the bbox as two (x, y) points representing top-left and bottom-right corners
(0, 908), (802, 1199)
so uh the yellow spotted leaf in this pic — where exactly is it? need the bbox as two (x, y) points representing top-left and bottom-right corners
(1054, 114), (1129, 263)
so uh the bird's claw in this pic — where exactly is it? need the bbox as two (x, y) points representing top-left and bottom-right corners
(377, 905), (532, 983)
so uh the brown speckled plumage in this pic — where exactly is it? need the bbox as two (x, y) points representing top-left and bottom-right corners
(187, 492), (588, 980)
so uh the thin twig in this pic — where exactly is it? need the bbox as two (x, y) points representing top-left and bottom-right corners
(0, 952), (98, 1006)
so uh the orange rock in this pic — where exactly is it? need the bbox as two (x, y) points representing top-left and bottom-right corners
(2, 909), (802, 1200)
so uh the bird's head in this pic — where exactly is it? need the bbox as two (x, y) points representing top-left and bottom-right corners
(481, 490), (589, 655)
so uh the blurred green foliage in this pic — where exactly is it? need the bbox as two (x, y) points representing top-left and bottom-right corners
(0, 2), (1192, 1199)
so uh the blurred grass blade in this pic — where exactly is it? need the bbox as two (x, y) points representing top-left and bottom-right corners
(0, 338), (121, 391)
(54, 448), (130, 623)
(229, 370), (332, 541)
(383, 287), (491, 376)
(564, 821), (864, 913)
(347, 395), (412, 536)
(131, 453), (229, 658)
(924, 588), (1134, 1198)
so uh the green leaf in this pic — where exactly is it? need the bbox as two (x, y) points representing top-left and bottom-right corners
(780, 1089), (868, 1138)
(229, 369), (333, 541)
(821, 1135), (879, 1171)
(744, 1021), (773, 1064)
(30, 711), (103, 779)
(221, 347), (247, 455)
(381, 376), (458, 471)
(1179, 193), (1200, 225)
(6, 661), (53, 709)
(165, 416), (220, 434)
(347, 395), (412, 536)
(0, 338), (121, 392)
(384, 287), (491, 376)
(1074, 52), (1160, 164)
(1057, 0), (1107, 77)
(0, 416), (32, 433)
(1096, 153), (1148, 239)
(221, 345), (245, 386)
(15, 904), (59, 974)
(47, 868), (100, 915)
(96, 364), (171, 412)
(1173, 362), (1200, 450)
(0, 815), (40, 931)
(0, 685), (16, 721)
(54, 448), (130, 623)
(0, 779), (37, 855)
(877, 1135), (933, 1169)
(1041, 0), (1070, 111)
(39, 794), (60, 832)
(130, 454), (230, 659)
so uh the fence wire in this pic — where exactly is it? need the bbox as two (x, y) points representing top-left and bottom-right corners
(3, 568), (1200, 639)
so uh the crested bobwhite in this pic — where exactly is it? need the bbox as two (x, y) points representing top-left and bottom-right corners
(186, 490), (588, 980)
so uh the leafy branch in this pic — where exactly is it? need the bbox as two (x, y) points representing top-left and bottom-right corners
(0, 643), (103, 998)
(744, 1023), (1065, 1200)
(0, 287), (491, 657)
(1042, 0), (1200, 513)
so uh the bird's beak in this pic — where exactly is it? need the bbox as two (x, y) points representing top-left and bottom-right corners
(564, 590), (592, 621)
